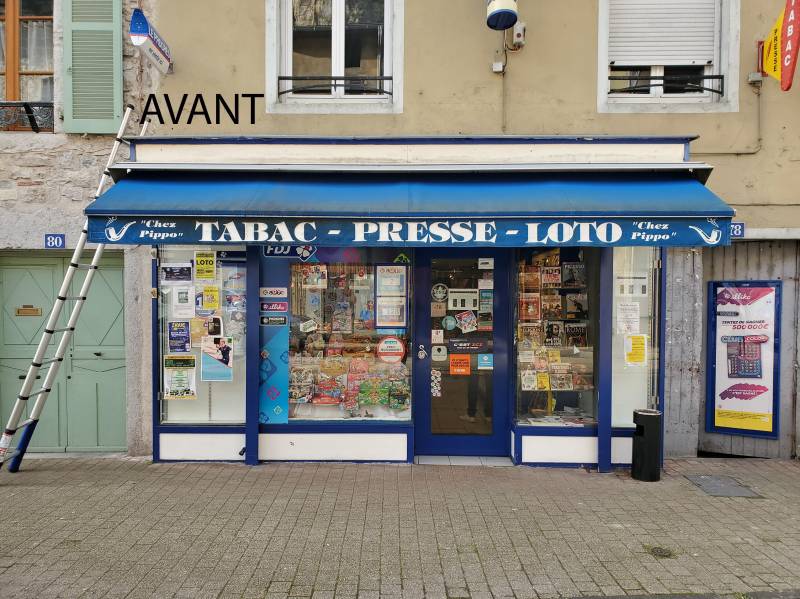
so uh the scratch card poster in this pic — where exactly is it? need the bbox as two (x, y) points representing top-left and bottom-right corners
(707, 282), (781, 437)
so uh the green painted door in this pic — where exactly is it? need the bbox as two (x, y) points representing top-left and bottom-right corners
(0, 254), (126, 452)
(0, 258), (67, 451)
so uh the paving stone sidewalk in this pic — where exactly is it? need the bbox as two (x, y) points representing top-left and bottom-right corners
(1, 457), (799, 599)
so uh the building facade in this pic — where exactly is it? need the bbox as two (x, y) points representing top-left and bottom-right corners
(0, 0), (797, 462)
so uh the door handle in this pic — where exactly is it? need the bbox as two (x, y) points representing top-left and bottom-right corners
(417, 344), (428, 359)
(93, 352), (102, 357)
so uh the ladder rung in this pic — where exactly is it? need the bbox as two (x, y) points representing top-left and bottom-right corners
(1, 450), (21, 463)
(6, 419), (34, 435)
(35, 358), (63, 367)
(72, 264), (98, 271)
(45, 327), (75, 334)
(57, 295), (87, 301)
(22, 389), (50, 399)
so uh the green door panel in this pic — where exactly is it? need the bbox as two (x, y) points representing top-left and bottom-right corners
(0, 265), (58, 347)
(67, 360), (126, 451)
(0, 258), (67, 451)
(0, 254), (126, 453)
(71, 264), (125, 347)
(0, 361), (66, 451)
(68, 256), (126, 452)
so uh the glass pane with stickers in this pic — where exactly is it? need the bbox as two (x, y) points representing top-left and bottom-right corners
(515, 248), (600, 426)
(611, 247), (661, 427)
(158, 246), (247, 424)
(287, 254), (411, 421)
(429, 257), (495, 435)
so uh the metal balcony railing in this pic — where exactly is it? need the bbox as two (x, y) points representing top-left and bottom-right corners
(278, 75), (393, 96)
(608, 74), (724, 96)
(0, 102), (55, 133)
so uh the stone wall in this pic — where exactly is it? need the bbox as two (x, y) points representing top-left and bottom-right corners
(0, 0), (157, 455)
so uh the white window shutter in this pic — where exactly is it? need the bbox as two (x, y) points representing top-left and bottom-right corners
(608, 0), (719, 66)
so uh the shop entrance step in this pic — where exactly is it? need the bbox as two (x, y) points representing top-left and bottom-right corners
(414, 455), (513, 467)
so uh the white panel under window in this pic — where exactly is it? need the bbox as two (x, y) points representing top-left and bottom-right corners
(609, 0), (719, 66)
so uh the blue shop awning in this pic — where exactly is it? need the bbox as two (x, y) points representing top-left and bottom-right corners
(86, 171), (735, 247)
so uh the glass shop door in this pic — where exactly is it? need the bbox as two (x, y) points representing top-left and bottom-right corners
(413, 249), (510, 456)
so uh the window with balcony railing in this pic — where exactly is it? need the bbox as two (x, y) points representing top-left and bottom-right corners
(598, 0), (739, 113)
(0, 0), (54, 132)
(267, 0), (403, 114)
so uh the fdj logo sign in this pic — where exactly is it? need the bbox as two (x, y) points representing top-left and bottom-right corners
(263, 245), (317, 261)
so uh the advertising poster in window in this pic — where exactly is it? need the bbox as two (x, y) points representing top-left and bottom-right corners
(376, 265), (407, 296)
(200, 336), (234, 382)
(376, 296), (407, 328)
(194, 251), (216, 280)
(163, 355), (197, 400)
(707, 282), (781, 438)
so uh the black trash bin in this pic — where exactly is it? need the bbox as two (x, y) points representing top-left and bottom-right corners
(631, 409), (662, 482)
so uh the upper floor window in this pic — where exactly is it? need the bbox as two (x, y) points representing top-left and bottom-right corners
(598, 0), (740, 113)
(0, 0), (54, 131)
(267, 0), (404, 114)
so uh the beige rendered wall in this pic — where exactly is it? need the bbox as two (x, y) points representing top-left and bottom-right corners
(140, 0), (800, 231)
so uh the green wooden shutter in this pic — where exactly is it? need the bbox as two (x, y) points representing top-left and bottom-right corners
(63, 0), (123, 133)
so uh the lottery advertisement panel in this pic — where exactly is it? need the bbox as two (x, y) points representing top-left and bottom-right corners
(707, 282), (781, 438)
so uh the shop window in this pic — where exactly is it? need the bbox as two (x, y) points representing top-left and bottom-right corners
(158, 246), (247, 424)
(598, 0), (740, 113)
(288, 258), (411, 420)
(611, 247), (661, 427)
(515, 249), (601, 427)
(0, 0), (55, 132)
(266, 0), (404, 114)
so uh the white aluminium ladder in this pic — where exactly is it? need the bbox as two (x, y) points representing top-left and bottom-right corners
(0, 104), (146, 473)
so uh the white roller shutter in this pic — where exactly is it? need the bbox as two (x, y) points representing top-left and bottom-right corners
(608, 0), (719, 66)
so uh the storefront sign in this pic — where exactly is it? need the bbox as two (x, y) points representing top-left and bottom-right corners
(706, 281), (781, 438)
(90, 217), (732, 247)
(261, 315), (287, 326)
(129, 8), (172, 75)
(763, 0), (800, 91)
(261, 301), (288, 312)
(260, 286), (288, 299)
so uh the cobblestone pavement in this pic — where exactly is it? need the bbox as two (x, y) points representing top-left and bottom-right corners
(1, 457), (800, 599)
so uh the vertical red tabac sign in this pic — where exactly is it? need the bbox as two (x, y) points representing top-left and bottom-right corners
(782, 0), (800, 90)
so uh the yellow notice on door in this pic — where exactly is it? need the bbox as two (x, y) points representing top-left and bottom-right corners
(202, 286), (220, 310)
(194, 251), (216, 280)
(625, 334), (647, 365)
